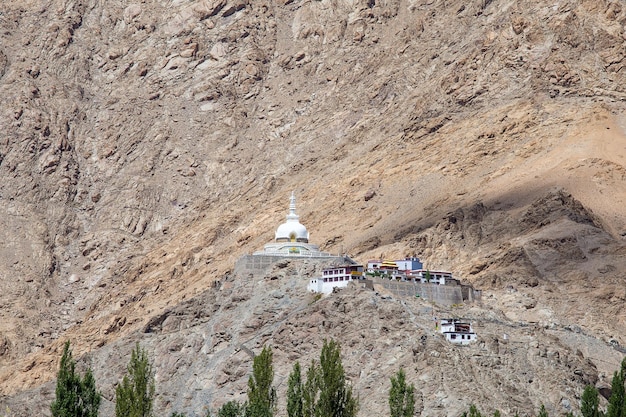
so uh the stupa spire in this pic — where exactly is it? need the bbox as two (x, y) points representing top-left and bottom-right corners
(287, 191), (299, 221)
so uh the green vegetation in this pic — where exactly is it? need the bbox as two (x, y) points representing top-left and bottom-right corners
(246, 346), (276, 417)
(315, 339), (359, 417)
(287, 362), (304, 417)
(310, 293), (323, 304)
(303, 359), (318, 417)
(115, 343), (155, 417)
(50, 336), (626, 417)
(287, 340), (358, 417)
(607, 359), (625, 417)
(51, 341), (101, 417)
(217, 401), (245, 417)
(461, 404), (512, 417)
(389, 368), (414, 417)
(580, 385), (600, 417)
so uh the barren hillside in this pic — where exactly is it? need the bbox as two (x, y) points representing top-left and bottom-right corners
(1, 0), (625, 415)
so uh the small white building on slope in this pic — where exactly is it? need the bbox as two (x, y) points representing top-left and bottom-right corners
(307, 265), (364, 295)
(440, 318), (477, 345)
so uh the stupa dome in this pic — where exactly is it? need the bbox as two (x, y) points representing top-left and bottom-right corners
(275, 192), (310, 243)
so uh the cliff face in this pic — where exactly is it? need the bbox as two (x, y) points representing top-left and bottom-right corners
(1, 0), (625, 415)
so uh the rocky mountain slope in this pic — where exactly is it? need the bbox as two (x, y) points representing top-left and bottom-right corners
(4, 261), (623, 417)
(1, 0), (626, 415)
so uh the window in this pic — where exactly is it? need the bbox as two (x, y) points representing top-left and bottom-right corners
(450, 334), (456, 339)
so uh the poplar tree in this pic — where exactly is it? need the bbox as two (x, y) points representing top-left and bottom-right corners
(389, 368), (415, 417)
(315, 339), (359, 417)
(287, 362), (304, 417)
(80, 368), (101, 417)
(607, 368), (625, 417)
(246, 346), (276, 417)
(302, 359), (319, 417)
(622, 357), (626, 417)
(580, 385), (600, 417)
(115, 343), (155, 417)
(51, 341), (101, 417)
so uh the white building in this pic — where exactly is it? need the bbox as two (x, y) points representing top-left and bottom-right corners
(307, 265), (364, 294)
(440, 318), (477, 345)
(410, 269), (455, 285)
(395, 257), (423, 271)
(367, 260), (382, 272)
(253, 192), (332, 257)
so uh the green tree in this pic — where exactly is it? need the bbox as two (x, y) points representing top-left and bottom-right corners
(302, 359), (319, 417)
(115, 342), (155, 417)
(287, 362), (304, 417)
(607, 368), (625, 417)
(581, 385), (600, 417)
(51, 341), (101, 417)
(246, 346), (276, 417)
(622, 357), (626, 417)
(538, 404), (549, 417)
(389, 368), (415, 417)
(468, 404), (482, 417)
(298, 341), (358, 417)
(315, 339), (359, 417)
(218, 401), (245, 417)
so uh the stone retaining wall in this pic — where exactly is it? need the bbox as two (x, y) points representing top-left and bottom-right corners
(235, 254), (352, 275)
(368, 277), (480, 305)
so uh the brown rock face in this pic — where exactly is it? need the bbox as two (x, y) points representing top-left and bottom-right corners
(1, 0), (626, 415)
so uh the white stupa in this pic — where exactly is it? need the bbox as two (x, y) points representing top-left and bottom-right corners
(254, 192), (329, 257)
